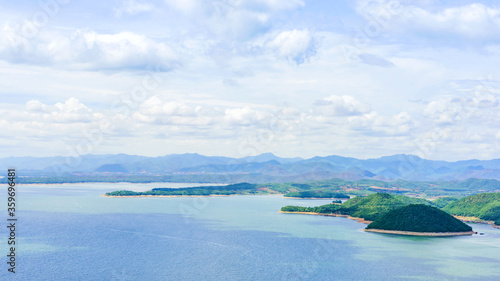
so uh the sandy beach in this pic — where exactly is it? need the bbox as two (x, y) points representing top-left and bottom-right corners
(363, 229), (475, 236)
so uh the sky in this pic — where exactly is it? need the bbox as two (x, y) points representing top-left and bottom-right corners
(1, 0), (500, 161)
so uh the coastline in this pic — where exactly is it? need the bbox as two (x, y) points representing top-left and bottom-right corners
(279, 211), (499, 231)
(102, 194), (240, 198)
(363, 229), (475, 237)
(284, 196), (347, 200)
(453, 215), (496, 225)
(278, 211), (372, 224)
(102, 193), (283, 198)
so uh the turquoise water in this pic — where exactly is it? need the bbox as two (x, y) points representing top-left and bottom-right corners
(2, 183), (500, 280)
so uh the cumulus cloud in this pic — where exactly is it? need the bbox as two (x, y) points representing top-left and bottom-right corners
(139, 96), (196, 117)
(224, 106), (270, 125)
(0, 26), (179, 71)
(424, 91), (499, 126)
(348, 111), (414, 136)
(26, 100), (50, 113)
(23, 98), (95, 124)
(356, 1), (500, 40)
(314, 95), (371, 116)
(402, 3), (500, 38)
(268, 29), (317, 64)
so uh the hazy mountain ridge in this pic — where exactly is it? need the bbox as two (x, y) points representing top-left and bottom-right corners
(2, 153), (500, 182)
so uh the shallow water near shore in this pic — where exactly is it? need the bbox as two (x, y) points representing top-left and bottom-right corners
(2, 183), (500, 280)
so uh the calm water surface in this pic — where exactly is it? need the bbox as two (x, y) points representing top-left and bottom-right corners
(2, 183), (500, 280)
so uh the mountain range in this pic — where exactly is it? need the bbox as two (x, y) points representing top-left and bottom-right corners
(3, 153), (500, 182)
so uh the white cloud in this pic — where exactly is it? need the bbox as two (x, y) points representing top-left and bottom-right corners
(23, 98), (95, 124)
(356, 1), (500, 39)
(268, 29), (317, 64)
(0, 26), (179, 71)
(347, 111), (414, 136)
(404, 3), (500, 37)
(139, 96), (197, 117)
(224, 107), (269, 125)
(26, 100), (50, 112)
(423, 91), (499, 126)
(115, 0), (155, 17)
(314, 95), (371, 116)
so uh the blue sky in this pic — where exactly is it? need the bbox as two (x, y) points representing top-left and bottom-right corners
(1, 0), (500, 160)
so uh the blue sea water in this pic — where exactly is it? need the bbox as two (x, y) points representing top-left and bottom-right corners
(2, 183), (500, 280)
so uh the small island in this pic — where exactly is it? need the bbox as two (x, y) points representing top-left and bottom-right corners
(105, 183), (264, 197)
(283, 191), (350, 199)
(365, 204), (474, 236)
(281, 193), (433, 221)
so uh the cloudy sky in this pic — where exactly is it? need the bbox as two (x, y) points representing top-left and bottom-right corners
(2, 0), (500, 160)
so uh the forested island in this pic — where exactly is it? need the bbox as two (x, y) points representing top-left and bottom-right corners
(283, 191), (350, 199)
(281, 192), (500, 234)
(281, 193), (432, 221)
(104, 178), (500, 232)
(365, 204), (473, 236)
(106, 183), (265, 196)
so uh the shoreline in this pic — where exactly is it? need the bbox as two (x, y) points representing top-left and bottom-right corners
(279, 211), (499, 231)
(102, 193), (283, 198)
(102, 194), (240, 198)
(453, 215), (496, 225)
(363, 229), (475, 237)
(284, 197), (347, 200)
(278, 211), (372, 224)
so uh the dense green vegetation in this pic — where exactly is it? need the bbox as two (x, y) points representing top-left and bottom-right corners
(481, 206), (500, 221)
(284, 191), (350, 198)
(281, 193), (431, 221)
(366, 204), (472, 233)
(106, 183), (260, 196)
(495, 218), (500, 226)
(340, 193), (431, 221)
(431, 197), (459, 208)
(442, 193), (500, 222)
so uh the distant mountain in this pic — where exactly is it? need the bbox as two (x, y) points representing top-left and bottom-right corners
(2, 153), (500, 182)
(239, 152), (303, 164)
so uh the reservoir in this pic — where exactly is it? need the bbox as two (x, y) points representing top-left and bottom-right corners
(3, 183), (500, 280)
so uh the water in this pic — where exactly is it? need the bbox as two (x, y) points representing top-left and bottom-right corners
(2, 183), (500, 280)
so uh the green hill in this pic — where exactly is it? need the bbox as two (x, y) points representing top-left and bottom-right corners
(366, 204), (472, 233)
(442, 193), (500, 221)
(340, 193), (431, 221)
(281, 193), (432, 221)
